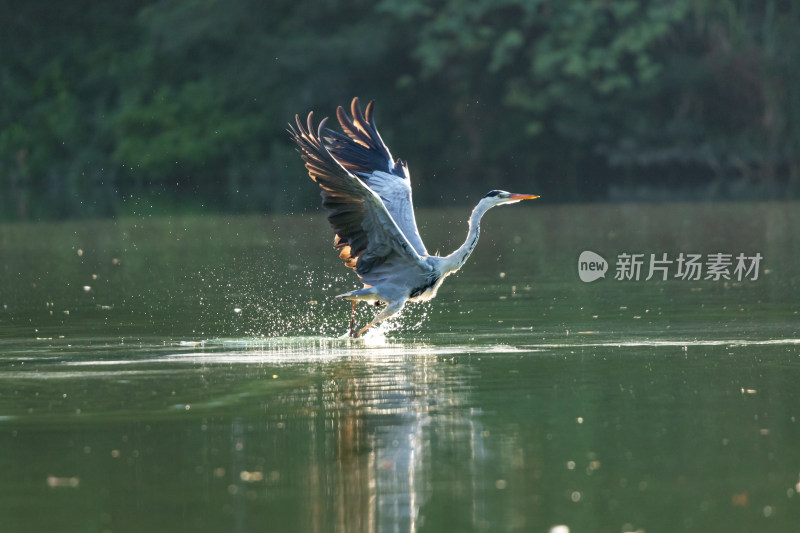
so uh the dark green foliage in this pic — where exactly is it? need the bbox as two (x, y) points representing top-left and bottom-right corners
(2, 0), (799, 220)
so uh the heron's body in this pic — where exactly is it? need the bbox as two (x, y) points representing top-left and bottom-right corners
(290, 98), (538, 337)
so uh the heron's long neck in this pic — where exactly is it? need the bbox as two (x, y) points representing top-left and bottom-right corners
(442, 201), (491, 274)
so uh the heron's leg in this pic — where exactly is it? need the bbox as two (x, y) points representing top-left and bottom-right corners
(354, 298), (407, 338)
(349, 300), (357, 338)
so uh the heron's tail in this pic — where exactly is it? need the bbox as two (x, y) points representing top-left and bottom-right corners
(336, 287), (379, 301)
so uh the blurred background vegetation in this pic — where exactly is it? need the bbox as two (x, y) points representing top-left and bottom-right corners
(2, 0), (799, 221)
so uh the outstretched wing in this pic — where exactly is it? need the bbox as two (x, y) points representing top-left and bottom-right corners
(289, 112), (429, 278)
(324, 98), (428, 256)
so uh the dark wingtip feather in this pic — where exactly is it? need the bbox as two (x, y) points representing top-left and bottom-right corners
(317, 116), (328, 138)
(335, 106), (348, 130)
(327, 98), (402, 177)
(364, 100), (375, 125)
(305, 111), (315, 134)
(351, 97), (367, 127)
(337, 104), (369, 146)
(287, 113), (301, 138)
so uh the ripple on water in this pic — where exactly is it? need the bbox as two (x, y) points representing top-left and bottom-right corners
(3, 333), (799, 373)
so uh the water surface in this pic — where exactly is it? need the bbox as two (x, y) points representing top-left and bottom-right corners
(1, 202), (799, 532)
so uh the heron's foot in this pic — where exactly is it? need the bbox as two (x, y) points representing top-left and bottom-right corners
(356, 298), (407, 339)
(349, 301), (357, 338)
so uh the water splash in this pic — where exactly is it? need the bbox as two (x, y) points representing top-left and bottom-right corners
(196, 263), (431, 339)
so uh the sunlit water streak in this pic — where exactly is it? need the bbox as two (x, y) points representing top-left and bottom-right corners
(19, 338), (536, 368)
(531, 338), (800, 348)
(2, 334), (797, 380)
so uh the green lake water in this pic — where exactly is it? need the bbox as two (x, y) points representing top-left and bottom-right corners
(1, 202), (799, 533)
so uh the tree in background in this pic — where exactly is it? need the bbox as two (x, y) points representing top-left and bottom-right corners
(1, 0), (798, 220)
(381, 0), (800, 200)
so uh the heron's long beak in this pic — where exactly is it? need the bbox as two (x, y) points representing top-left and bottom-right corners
(508, 193), (539, 201)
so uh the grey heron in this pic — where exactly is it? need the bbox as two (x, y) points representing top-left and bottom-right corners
(290, 98), (538, 337)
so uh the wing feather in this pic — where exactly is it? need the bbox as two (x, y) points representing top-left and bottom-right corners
(324, 97), (428, 255)
(326, 98), (395, 175)
(289, 111), (429, 278)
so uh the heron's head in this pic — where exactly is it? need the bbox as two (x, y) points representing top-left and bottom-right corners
(482, 190), (539, 206)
